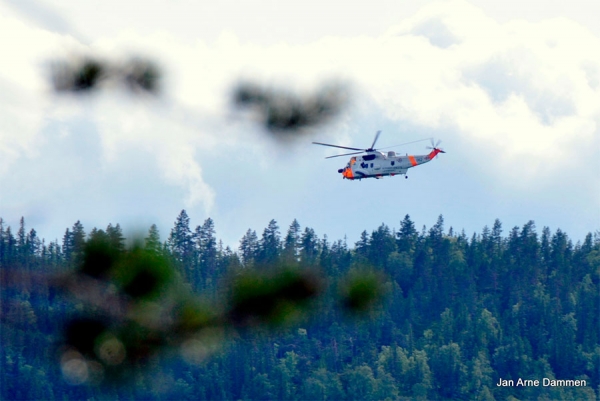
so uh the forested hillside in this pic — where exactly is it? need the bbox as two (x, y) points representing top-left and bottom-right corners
(1, 213), (598, 400)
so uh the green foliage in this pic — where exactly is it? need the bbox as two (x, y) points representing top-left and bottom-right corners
(340, 269), (385, 312)
(1, 214), (598, 400)
(227, 267), (322, 327)
(113, 246), (175, 300)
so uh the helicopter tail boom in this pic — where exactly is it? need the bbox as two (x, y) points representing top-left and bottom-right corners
(427, 148), (445, 160)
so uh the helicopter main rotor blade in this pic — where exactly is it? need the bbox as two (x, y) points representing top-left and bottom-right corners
(325, 151), (365, 159)
(312, 142), (364, 151)
(378, 138), (432, 150)
(369, 130), (382, 150)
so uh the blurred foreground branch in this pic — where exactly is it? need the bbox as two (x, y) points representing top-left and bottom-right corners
(50, 238), (383, 385)
(50, 56), (161, 94)
(232, 81), (349, 134)
(48, 54), (350, 136)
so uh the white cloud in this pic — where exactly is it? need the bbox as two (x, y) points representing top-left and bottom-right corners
(334, 0), (600, 184)
(0, 1), (219, 214)
(0, 2), (87, 175)
(1, 0), (598, 244)
(88, 93), (217, 212)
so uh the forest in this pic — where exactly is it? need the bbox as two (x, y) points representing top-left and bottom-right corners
(1, 212), (599, 401)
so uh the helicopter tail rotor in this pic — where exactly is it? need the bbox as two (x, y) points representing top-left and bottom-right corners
(426, 138), (444, 150)
(426, 138), (445, 159)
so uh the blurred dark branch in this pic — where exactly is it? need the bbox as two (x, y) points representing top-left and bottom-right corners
(50, 56), (162, 95)
(232, 81), (349, 134)
(48, 54), (352, 140)
(2, 237), (383, 386)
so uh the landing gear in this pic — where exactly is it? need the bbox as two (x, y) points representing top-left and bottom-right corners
(405, 175), (408, 179)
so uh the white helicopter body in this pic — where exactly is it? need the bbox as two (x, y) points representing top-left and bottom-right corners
(313, 130), (445, 180)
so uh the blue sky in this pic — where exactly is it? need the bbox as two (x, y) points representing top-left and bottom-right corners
(1, 0), (599, 249)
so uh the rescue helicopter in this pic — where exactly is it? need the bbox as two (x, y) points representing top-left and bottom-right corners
(312, 130), (445, 180)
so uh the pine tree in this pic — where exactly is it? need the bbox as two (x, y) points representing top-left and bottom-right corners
(300, 227), (319, 266)
(71, 221), (86, 254)
(221, 245), (242, 273)
(17, 217), (26, 258)
(549, 228), (573, 303)
(88, 227), (108, 242)
(319, 234), (332, 271)
(330, 237), (352, 274)
(106, 223), (125, 252)
(490, 218), (503, 257)
(282, 219), (301, 264)
(144, 224), (162, 253)
(258, 219), (281, 267)
(47, 240), (62, 267)
(355, 230), (370, 259)
(168, 210), (194, 265)
(195, 218), (218, 285)
(0, 220), (16, 267)
(369, 223), (396, 268)
(0, 218), (5, 265)
(397, 214), (418, 255)
(239, 229), (259, 267)
(428, 215), (444, 244)
(62, 228), (73, 262)
(26, 229), (41, 262)
(62, 221), (86, 264)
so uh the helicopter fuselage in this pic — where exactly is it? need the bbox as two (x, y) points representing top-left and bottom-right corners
(339, 148), (443, 180)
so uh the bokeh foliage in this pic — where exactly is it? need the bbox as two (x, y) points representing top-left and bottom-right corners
(51, 231), (383, 386)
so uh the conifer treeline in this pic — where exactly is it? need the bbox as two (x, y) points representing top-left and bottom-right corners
(1, 213), (599, 400)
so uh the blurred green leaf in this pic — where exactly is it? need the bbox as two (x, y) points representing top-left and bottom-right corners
(228, 267), (322, 326)
(340, 269), (384, 313)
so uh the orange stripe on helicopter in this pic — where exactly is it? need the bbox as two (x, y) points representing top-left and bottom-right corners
(408, 155), (418, 166)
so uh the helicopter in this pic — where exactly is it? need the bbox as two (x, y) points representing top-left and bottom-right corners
(312, 130), (445, 180)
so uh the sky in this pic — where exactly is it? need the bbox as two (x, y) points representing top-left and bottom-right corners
(1, 0), (599, 250)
